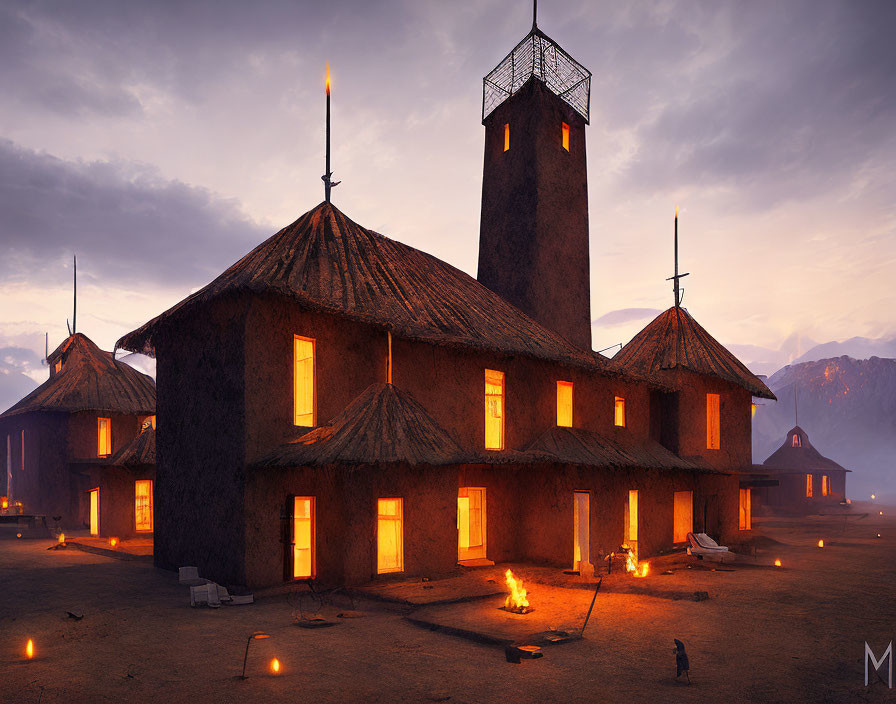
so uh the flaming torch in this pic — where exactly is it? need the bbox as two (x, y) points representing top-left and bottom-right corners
(26, 639), (34, 659)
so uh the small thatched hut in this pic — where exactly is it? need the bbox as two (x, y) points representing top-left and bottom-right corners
(0, 333), (155, 532)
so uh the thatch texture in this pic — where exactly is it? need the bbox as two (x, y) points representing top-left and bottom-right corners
(110, 426), (156, 468)
(524, 426), (714, 472)
(612, 306), (776, 400)
(117, 202), (602, 370)
(255, 383), (468, 467)
(761, 426), (850, 474)
(1, 333), (156, 418)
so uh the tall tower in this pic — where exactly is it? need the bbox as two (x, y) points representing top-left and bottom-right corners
(477, 14), (592, 350)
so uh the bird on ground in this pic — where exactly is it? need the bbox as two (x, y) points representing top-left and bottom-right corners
(674, 638), (690, 684)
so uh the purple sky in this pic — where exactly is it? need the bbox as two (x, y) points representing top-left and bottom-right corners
(1, 0), (894, 390)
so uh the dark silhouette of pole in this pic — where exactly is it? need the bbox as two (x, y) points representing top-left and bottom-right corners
(666, 206), (689, 307)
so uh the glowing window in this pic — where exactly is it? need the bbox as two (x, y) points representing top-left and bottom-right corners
(139, 415), (157, 431)
(89, 488), (99, 536)
(792, 434), (801, 447)
(627, 489), (639, 543)
(806, 474), (813, 498)
(97, 417), (111, 457)
(673, 491), (693, 543)
(377, 498), (404, 574)
(484, 370), (505, 450)
(614, 396), (626, 427)
(503, 123), (510, 151)
(561, 122), (569, 151)
(294, 336), (316, 427)
(822, 475), (830, 497)
(557, 381), (573, 427)
(739, 488), (752, 530)
(54, 360), (62, 374)
(135, 480), (153, 532)
(706, 394), (720, 450)
(20, 429), (25, 471)
(751, 402), (757, 418)
(293, 497), (315, 579)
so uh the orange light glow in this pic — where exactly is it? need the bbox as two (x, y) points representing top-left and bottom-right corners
(624, 550), (649, 577)
(817, 539), (824, 548)
(271, 658), (281, 674)
(871, 494), (876, 499)
(774, 559), (782, 567)
(58, 532), (65, 544)
(504, 569), (529, 610)
(880, 511), (884, 516)
(0, 496), (7, 510)
(325, 61), (330, 95)
(16, 533), (21, 538)
(109, 537), (118, 547)
(26, 639), (34, 659)
(675, 204), (679, 218)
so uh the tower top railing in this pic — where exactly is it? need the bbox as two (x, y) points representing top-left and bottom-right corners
(482, 28), (591, 123)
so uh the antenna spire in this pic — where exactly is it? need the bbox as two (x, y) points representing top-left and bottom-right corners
(665, 206), (689, 307)
(532, 0), (537, 29)
(794, 384), (798, 426)
(72, 254), (77, 335)
(321, 62), (340, 202)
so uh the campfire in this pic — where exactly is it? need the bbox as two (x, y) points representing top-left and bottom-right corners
(624, 548), (649, 578)
(501, 569), (534, 614)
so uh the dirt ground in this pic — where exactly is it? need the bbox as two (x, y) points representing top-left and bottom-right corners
(2, 506), (895, 703)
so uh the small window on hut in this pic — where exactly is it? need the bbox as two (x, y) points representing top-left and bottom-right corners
(294, 336), (316, 427)
(806, 474), (813, 498)
(822, 475), (830, 497)
(293, 497), (315, 579)
(135, 480), (153, 532)
(561, 122), (570, 151)
(792, 434), (801, 447)
(54, 360), (62, 374)
(503, 123), (510, 152)
(556, 381), (573, 427)
(377, 498), (404, 574)
(97, 417), (111, 457)
(139, 415), (157, 431)
(484, 370), (505, 450)
(739, 488), (752, 530)
(706, 393), (720, 450)
(614, 396), (626, 427)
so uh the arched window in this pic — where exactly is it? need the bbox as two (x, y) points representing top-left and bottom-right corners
(792, 434), (801, 448)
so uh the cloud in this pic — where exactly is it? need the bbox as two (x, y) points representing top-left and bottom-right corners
(0, 139), (268, 288)
(592, 308), (662, 327)
(0, 346), (42, 414)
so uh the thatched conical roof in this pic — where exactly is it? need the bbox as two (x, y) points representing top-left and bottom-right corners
(116, 202), (602, 370)
(524, 426), (712, 472)
(761, 425), (849, 474)
(255, 382), (468, 467)
(0, 333), (156, 418)
(110, 425), (156, 468)
(612, 306), (775, 399)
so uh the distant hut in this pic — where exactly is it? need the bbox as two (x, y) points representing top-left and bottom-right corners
(753, 425), (850, 515)
(0, 333), (155, 533)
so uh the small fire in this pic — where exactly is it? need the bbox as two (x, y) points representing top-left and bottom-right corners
(774, 559), (782, 567)
(58, 533), (65, 544)
(675, 204), (679, 218)
(1, 496), (7, 509)
(504, 569), (529, 610)
(26, 639), (34, 659)
(109, 537), (119, 547)
(325, 61), (331, 95)
(817, 539), (824, 548)
(624, 550), (649, 577)
(271, 658), (281, 674)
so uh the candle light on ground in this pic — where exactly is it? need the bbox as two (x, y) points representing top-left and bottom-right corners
(817, 539), (824, 548)
(26, 639), (34, 659)
(109, 537), (119, 547)
(271, 658), (281, 674)
(774, 559), (782, 567)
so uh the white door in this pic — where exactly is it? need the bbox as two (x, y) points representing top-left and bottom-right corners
(89, 489), (99, 536)
(458, 488), (486, 561)
(573, 492), (590, 569)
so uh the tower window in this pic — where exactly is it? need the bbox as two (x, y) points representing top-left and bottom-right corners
(294, 336), (316, 427)
(97, 418), (111, 457)
(706, 393), (720, 450)
(561, 122), (570, 151)
(614, 397), (626, 427)
(484, 369), (505, 450)
(54, 360), (62, 374)
(503, 123), (510, 152)
(806, 474), (813, 498)
(556, 381), (573, 427)
(792, 434), (801, 447)
(822, 475), (830, 496)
